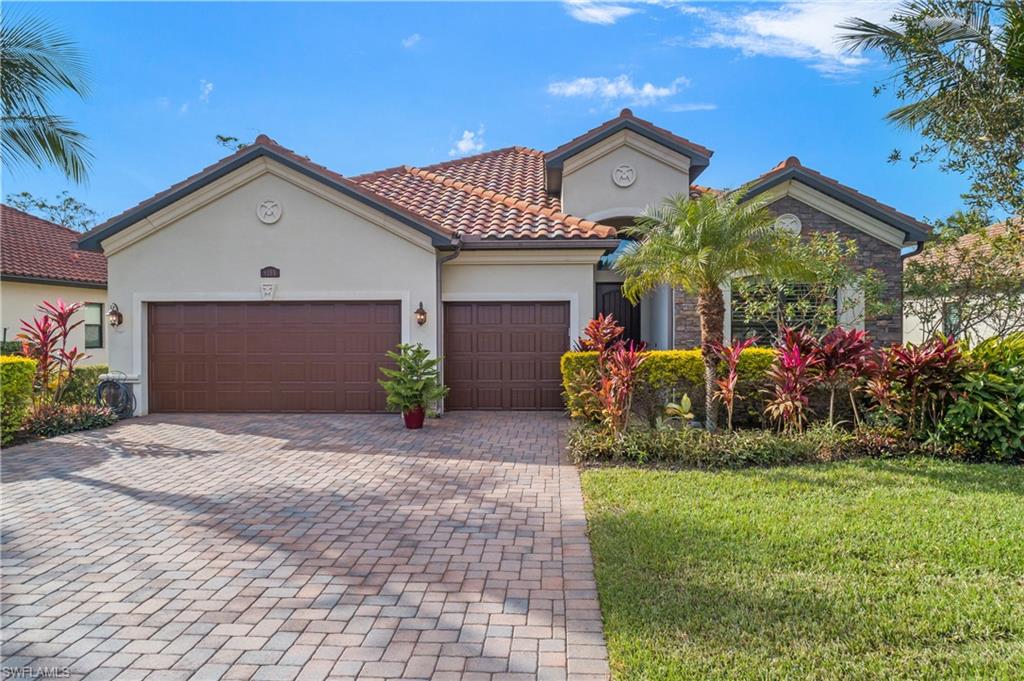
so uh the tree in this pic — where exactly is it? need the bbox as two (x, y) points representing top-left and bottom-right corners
(215, 134), (246, 151)
(731, 233), (891, 345)
(838, 1), (1024, 215)
(615, 190), (806, 430)
(1, 14), (91, 182)
(904, 219), (1024, 345)
(5, 190), (96, 232)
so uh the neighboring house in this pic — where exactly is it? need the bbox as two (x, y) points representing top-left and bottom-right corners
(1, 205), (108, 365)
(903, 220), (1022, 344)
(78, 109), (929, 415)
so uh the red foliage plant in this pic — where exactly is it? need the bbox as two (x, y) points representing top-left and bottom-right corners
(814, 326), (874, 425)
(869, 335), (965, 435)
(710, 336), (758, 431)
(17, 299), (88, 405)
(574, 313), (623, 353)
(764, 327), (822, 433)
(574, 313), (646, 436)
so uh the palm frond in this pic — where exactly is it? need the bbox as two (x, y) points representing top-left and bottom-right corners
(2, 114), (92, 182)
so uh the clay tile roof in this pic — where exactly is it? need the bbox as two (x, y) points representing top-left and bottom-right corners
(352, 147), (616, 241)
(1, 205), (107, 286)
(907, 218), (1021, 270)
(545, 108), (713, 167)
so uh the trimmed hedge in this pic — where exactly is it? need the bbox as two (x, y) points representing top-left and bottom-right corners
(61, 365), (108, 406)
(561, 348), (778, 425)
(567, 423), (930, 468)
(0, 340), (24, 356)
(1, 356), (37, 445)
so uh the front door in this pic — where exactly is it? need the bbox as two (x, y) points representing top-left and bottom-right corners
(596, 283), (641, 344)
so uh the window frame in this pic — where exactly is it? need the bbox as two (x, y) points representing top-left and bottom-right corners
(84, 302), (104, 350)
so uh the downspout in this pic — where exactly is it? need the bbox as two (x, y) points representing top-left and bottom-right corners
(436, 231), (463, 416)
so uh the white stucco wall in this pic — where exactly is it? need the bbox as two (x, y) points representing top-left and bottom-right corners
(440, 250), (605, 344)
(1, 281), (108, 365)
(560, 130), (691, 221)
(102, 159), (439, 414)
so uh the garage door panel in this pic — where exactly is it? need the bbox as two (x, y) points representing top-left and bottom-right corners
(149, 301), (399, 413)
(444, 301), (568, 411)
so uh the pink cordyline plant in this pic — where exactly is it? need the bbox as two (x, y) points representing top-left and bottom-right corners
(594, 341), (647, 436)
(814, 326), (874, 426)
(764, 328), (822, 433)
(710, 336), (758, 431)
(18, 299), (89, 405)
(869, 336), (964, 435)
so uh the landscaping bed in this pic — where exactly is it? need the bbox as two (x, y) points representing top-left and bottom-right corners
(582, 459), (1024, 680)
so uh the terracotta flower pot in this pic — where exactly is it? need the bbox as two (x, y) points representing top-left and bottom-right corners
(402, 406), (426, 429)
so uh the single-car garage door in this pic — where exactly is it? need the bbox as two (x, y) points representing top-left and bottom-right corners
(148, 301), (400, 413)
(444, 301), (569, 410)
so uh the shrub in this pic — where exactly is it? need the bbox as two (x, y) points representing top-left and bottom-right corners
(939, 332), (1024, 462)
(764, 328), (822, 433)
(1, 340), (25, 355)
(1, 356), (37, 445)
(21, 403), (117, 439)
(60, 365), (108, 406)
(710, 337), (758, 431)
(377, 343), (447, 413)
(566, 422), (928, 467)
(561, 347), (776, 425)
(18, 299), (89, 405)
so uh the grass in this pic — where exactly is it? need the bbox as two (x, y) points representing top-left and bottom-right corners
(581, 458), (1024, 680)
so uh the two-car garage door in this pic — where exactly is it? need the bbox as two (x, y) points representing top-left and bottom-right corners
(147, 300), (569, 413)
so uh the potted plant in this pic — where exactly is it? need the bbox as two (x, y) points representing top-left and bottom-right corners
(378, 343), (448, 429)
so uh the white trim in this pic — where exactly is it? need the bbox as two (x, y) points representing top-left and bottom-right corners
(585, 207), (645, 222)
(129, 290), (412, 415)
(562, 129), (691, 177)
(441, 292), (581, 343)
(837, 284), (866, 330)
(721, 281), (732, 341)
(444, 250), (606, 266)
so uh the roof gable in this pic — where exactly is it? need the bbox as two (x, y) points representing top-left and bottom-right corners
(1, 205), (107, 287)
(741, 156), (932, 244)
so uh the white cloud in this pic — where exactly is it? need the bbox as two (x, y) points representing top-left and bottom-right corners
(563, 1), (638, 25)
(449, 125), (485, 157)
(178, 102), (189, 115)
(402, 33), (421, 48)
(690, 1), (900, 74)
(665, 102), (717, 112)
(547, 74), (690, 106)
(199, 79), (214, 103)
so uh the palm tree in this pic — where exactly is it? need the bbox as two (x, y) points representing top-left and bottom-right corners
(1, 14), (91, 182)
(615, 190), (805, 430)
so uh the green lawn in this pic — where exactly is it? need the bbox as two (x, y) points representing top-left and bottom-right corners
(581, 458), (1024, 680)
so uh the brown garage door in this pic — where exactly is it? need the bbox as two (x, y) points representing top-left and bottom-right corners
(444, 301), (569, 410)
(148, 301), (400, 413)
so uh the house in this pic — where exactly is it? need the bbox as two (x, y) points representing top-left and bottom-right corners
(77, 109), (930, 415)
(903, 220), (1023, 344)
(1, 205), (108, 365)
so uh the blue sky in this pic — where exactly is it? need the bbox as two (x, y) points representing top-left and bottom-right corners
(3, 1), (977, 226)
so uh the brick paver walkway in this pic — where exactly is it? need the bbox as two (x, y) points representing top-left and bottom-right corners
(1, 413), (608, 681)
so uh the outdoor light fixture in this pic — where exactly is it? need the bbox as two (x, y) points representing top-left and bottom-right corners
(415, 302), (427, 326)
(107, 303), (123, 327)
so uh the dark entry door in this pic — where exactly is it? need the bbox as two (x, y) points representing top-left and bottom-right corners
(596, 283), (641, 344)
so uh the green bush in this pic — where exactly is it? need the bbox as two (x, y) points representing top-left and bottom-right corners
(562, 348), (777, 425)
(60, 364), (108, 406)
(939, 332), (1024, 462)
(21, 404), (117, 439)
(566, 422), (921, 468)
(1, 356), (36, 445)
(1, 340), (24, 356)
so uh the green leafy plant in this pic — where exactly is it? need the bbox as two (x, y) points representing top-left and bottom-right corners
(664, 394), (694, 423)
(1, 356), (36, 444)
(21, 403), (116, 439)
(59, 364), (107, 405)
(939, 332), (1024, 461)
(377, 343), (447, 414)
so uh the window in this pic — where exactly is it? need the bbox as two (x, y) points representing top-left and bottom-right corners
(84, 303), (103, 349)
(942, 301), (962, 338)
(730, 280), (836, 342)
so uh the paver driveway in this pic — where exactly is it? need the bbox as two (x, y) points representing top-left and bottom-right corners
(1, 413), (609, 681)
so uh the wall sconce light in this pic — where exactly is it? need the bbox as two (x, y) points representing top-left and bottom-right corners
(414, 302), (427, 326)
(107, 303), (123, 327)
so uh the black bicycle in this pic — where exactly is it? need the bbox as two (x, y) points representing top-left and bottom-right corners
(96, 371), (136, 419)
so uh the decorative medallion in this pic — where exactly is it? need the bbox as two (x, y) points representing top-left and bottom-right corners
(260, 283), (276, 300)
(775, 213), (802, 234)
(611, 164), (637, 188)
(256, 199), (282, 224)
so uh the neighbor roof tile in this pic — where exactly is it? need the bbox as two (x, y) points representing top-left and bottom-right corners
(1, 205), (107, 286)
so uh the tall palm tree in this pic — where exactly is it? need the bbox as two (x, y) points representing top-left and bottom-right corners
(1, 14), (91, 182)
(615, 190), (805, 430)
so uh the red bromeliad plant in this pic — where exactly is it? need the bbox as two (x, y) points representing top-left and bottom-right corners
(814, 326), (874, 426)
(17, 299), (89, 405)
(710, 337), (758, 431)
(764, 328), (822, 433)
